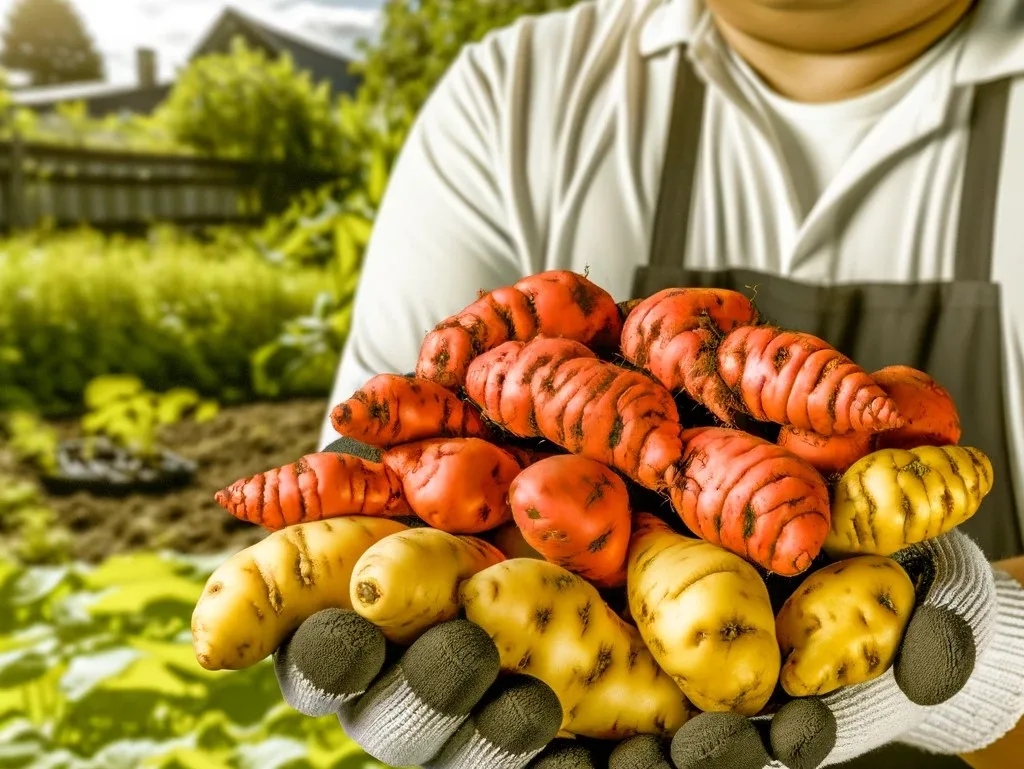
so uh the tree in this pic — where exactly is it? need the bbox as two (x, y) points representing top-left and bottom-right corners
(351, 1), (582, 140)
(157, 37), (348, 208)
(0, 0), (104, 87)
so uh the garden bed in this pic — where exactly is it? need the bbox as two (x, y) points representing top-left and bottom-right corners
(1, 398), (328, 563)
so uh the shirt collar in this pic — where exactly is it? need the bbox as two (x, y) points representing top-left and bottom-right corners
(638, 0), (1024, 85)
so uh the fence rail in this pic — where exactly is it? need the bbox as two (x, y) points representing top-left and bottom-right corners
(0, 137), (340, 232)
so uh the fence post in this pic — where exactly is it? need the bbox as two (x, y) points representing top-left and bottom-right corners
(7, 131), (26, 230)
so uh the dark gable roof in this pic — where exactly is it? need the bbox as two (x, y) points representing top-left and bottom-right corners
(11, 80), (173, 112)
(189, 6), (362, 97)
(12, 5), (363, 115)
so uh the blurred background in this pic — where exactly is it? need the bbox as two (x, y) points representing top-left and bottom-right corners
(0, 1), (577, 767)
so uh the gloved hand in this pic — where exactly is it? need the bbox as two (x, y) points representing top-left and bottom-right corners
(269, 436), (556, 768)
(277, 437), (1024, 769)
(275, 611), (575, 768)
(645, 528), (1024, 769)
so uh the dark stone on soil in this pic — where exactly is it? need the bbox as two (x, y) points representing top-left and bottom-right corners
(41, 437), (196, 496)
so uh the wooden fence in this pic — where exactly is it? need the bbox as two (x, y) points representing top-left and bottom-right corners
(0, 137), (341, 232)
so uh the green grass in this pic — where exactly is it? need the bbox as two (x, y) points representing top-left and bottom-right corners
(0, 551), (397, 769)
(0, 227), (330, 415)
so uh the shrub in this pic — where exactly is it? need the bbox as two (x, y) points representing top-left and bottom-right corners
(156, 38), (351, 208)
(0, 227), (328, 414)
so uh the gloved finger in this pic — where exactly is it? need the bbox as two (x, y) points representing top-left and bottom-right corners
(274, 608), (386, 716)
(768, 698), (837, 769)
(526, 738), (600, 768)
(894, 604), (976, 705)
(891, 530), (991, 706)
(338, 619), (501, 766)
(424, 673), (562, 769)
(321, 435), (383, 462)
(608, 734), (673, 769)
(668, 712), (771, 769)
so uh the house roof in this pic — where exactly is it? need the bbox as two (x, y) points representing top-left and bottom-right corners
(188, 6), (367, 64)
(11, 78), (175, 107)
(11, 4), (366, 111)
(186, 5), (364, 98)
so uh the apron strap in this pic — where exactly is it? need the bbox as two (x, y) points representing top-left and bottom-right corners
(955, 77), (1012, 282)
(649, 47), (707, 268)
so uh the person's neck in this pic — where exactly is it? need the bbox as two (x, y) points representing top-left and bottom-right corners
(714, 0), (977, 103)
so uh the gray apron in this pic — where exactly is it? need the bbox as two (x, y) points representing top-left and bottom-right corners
(633, 49), (1023, 768)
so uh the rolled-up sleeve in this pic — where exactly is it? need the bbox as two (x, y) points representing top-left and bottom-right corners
(318, 41), (524, 449)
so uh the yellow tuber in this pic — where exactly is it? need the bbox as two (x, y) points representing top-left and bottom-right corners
(350, 527), (505, 644)
(191, 516), (408, 670)
(826, 445), (994, 557)
(459, 557), (692, 739)
(776, 556), (916, 696)
(626, 513), (780, 716)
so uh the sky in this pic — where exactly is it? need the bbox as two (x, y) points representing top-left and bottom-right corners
(0, 0), (384, 84)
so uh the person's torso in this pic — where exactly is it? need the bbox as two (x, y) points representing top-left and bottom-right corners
(496, 0), (1010, 290)
(476, 0), (1024, 543)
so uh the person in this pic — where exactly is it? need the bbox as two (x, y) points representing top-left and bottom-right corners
(281, 1), (1024, 767)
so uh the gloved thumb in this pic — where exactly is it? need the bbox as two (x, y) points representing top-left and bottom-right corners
(891, 531), (988, 706)
(274, 608), (386, 716)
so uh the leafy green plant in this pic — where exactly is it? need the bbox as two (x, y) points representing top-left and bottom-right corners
(0, 551), (401, 767)
(81, 376), (214, 459)
(251, 292), (346, 400)
(79, 375), (218, 460)
(0, 69), (11, 120)
(0, 476), (70, 565)
(250, 193), (373, 399)
(0, 98), (195, 154)
(2, 410), (59, 473)
(0, 227), (328, 415)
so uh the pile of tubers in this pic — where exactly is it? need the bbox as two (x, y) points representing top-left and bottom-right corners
(191, 271), (994, 741)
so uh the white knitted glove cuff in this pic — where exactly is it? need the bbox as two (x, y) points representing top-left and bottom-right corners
(901, 568), (1024, 755)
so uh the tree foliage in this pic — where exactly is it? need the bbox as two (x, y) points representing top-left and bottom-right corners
(157, 37), (350, 207)
(350, 0), (583, 141)
(158, 38), (345, 173)
(0, 0), (104, 86)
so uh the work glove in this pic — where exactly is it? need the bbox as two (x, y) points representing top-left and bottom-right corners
(275, 611), (572, 768)
(656, 528), (1024, 769)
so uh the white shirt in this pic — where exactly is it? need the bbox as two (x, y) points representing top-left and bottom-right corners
(323, 0), (1024, 530)
(727, 27), (960, 216)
